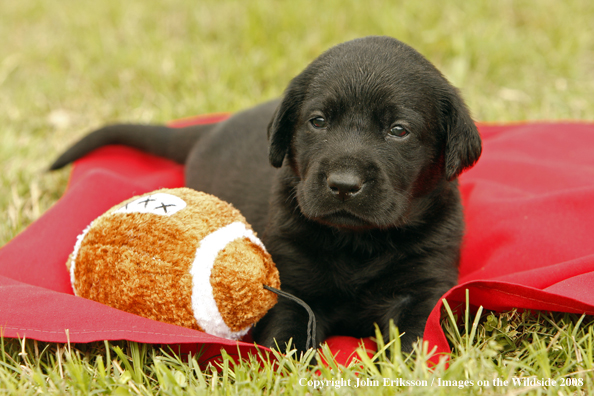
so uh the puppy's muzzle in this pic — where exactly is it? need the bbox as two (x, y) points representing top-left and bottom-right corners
(326, 172), (364, 201)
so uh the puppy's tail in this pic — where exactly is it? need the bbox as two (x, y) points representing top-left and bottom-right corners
(49, 123), (216, 170)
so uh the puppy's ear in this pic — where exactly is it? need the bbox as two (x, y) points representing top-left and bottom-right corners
(268, 73), (310, 168)
(442, 90), (482, 181)
(267, 96), (299, 168)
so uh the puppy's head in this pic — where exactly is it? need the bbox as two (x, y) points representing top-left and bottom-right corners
(268, 36), (481, 230)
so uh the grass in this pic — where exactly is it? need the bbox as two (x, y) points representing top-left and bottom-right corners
(2, 307), (593, 395)
(1, 0), (594, 394)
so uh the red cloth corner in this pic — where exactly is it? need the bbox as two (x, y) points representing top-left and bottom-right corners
(424, 121), (594, 361)
(1, 116), (594, 367)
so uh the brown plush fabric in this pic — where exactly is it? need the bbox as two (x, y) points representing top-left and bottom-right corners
(68, 187), (280, 335)
(210, 238), (280, 331)
(73, 212), (199, 329)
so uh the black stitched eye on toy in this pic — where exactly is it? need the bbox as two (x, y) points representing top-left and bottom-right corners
(388, 125), (408, 138)
(310, 117), (327, 129)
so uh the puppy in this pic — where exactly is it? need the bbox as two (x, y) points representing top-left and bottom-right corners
(51, 36), (481, 354)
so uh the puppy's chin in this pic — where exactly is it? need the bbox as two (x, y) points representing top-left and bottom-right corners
(313, 210), (377, 231)
(299, 197), (411, 231)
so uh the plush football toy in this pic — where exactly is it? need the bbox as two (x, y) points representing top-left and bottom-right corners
(66, 187), (280, 340)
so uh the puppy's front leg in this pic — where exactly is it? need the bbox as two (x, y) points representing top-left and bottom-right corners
(252, 297), (325, 356)
(378, 288), (449, 354)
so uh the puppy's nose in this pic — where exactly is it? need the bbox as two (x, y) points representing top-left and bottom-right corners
(327, 172), (363, 201)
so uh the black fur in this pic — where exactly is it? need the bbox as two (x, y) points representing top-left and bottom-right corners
(51, 36), (481, 354)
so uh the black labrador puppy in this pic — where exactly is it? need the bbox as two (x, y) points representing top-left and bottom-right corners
(51, 36), (481, 354)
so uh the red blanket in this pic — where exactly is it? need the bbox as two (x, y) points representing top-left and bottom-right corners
(1, 116), (593, 366)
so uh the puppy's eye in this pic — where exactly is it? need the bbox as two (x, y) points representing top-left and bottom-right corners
(388, 125), (408, 138)
(310, 117), (327, 129)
